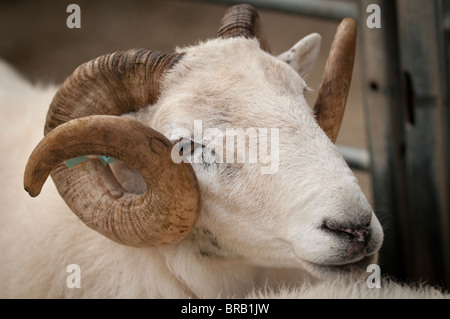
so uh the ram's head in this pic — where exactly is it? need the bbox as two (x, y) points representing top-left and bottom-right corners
(24, 5), (383, 279)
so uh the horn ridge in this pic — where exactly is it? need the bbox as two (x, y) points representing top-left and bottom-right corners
(218, 4), (270, 52)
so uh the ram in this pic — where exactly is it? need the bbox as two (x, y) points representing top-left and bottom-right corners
(0, 4), (447, 298)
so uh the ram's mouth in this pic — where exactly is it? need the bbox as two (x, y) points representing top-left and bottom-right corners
(306, 254), (377, 278)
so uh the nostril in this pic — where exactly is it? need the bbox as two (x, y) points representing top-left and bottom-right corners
(337, 227), (370, 244)
(322, 220), (371, 245)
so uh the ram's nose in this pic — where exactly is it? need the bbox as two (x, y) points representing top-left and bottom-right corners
(322, 219), (372, 253)
(327, 224), (370, 244)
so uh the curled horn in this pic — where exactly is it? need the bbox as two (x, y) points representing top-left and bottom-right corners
(24, 49), (200, 247)
(314, 18), (357, 143)
(218, 3), (270, 52)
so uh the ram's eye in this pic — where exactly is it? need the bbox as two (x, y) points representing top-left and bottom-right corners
(177, 140), (217, 168)
(179, 141), (195, 157)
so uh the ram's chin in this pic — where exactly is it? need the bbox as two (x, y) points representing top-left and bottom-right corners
(304, 254), (378, 280)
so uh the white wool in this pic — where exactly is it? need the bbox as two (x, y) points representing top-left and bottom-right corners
(247, 276), (449, 299)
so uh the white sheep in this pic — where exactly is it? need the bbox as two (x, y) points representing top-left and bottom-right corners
(0, 4), (447, 299)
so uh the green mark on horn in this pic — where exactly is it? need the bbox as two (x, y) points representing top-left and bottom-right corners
(65, 156), (115, 168)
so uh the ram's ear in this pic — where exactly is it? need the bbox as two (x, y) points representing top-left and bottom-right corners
(277, 33), (321, 77)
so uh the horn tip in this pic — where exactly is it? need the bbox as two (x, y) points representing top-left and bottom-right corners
(343, 17), (356, 24)
(24, 185), (41, 198)
(24, 166), (44, 198)
(340, 17), (357, 33)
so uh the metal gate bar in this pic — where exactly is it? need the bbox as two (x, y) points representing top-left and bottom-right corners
(358, 0), (411, 282)
(395, 0), (450, 287)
